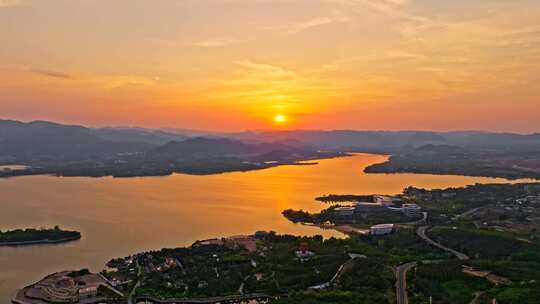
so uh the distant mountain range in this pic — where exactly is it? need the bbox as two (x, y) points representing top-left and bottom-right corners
(1, 119), (539, 179)
(229, 130), (540, 152)
(1, 119), (540, 163)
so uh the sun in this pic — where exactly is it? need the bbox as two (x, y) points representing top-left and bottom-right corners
(273, 114), (287, 124)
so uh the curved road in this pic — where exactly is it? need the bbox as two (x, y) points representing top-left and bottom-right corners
(396, 262), (417, 304)
(416, 226), (470, 260)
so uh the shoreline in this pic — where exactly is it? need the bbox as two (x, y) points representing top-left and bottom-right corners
(0, 235), (81, 247)
(0, 153), (350, 180)
(300, 222), (369, 235)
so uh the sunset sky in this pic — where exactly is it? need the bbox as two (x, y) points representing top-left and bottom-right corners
(1, 0), (539, 132)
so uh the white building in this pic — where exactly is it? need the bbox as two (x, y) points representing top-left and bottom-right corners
(370, 224), (394, 235)
(373, 195), (394, 206)
(402, 203), (422, 217)
(354, 202), (383, 212)
(334, 207), (355, 216)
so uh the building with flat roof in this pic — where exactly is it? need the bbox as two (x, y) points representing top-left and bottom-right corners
(370, 224), (394, 235)
(402, 203), (422, 217)
(373, 195), (395, 206)
(334, 207), (355, 216)
(354, 202), (383, 212)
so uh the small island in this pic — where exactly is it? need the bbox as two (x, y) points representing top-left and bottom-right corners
(0, 226), (81, 246)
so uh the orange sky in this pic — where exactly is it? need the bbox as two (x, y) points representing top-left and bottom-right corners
(1, 0), (539, 132)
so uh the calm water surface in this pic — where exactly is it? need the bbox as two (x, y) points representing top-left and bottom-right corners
(0, 154), (532, 301)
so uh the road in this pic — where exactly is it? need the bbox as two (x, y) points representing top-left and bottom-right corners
(128, 261), (143, 304)
(416, 226), (470, 260)
(454, 207), (482, 220)
(396, 262), (417, 304)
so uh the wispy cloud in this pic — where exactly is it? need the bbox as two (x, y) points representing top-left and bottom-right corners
(329, 0), (410, 14)
(264, 15), (350, 34)
(30, 68), (71, 79)
(233, 60), (297, 80)
(193, 37), (241, 48)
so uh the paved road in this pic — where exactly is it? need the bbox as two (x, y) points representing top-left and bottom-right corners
(128, 261), (143, 304)
(454, 207), (482, 220)
(396, 262), (417, 304)
(416, 226), (470, 260)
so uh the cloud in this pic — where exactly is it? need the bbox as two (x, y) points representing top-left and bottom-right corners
(30, 68), (72, 79)
(328, 0), (427, 27)
(214, 59), (353, 110)
(0, 0), (22, 7)
(329, 0), (410, 13)
(233, 60), (297, 80)
(193, 37), (240, 48)
(97, 75), (159, 91)
(264, 15), (350, 34)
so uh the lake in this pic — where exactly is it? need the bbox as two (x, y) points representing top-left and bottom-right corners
(0, 153), (532, 301)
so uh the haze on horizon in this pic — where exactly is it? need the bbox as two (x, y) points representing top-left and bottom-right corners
(1, 0), (539, 133)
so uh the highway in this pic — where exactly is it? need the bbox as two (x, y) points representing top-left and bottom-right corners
(395, 262), (417, 304)
(416, 226), (470, 260)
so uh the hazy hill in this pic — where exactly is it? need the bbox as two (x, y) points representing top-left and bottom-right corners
(150, 137), (254, 158)
(0, 120), (104, 160)
(149, 137), (306, 160)
(230, 130), (540, 152)
(94, 128), (188, 145)
(0, 120), (156, 161)
(230, 130), (447, 152)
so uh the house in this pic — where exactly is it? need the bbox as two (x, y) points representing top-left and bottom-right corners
(295, 242), (315, 261)
(165, 257), (177, 268)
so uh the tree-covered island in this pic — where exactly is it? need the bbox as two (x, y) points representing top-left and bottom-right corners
(0, 226), (81, 246)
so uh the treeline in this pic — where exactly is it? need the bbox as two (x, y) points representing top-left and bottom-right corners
(429, 227), (529, 259)
(0, 226), (81, 244)
(364, 150), (540, 180)
(282, 209), (317, 223)
(316, 194), (373, 203)
(282, 207), (418, 226)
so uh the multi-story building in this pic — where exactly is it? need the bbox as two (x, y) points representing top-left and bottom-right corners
(402, 203), (422, 217)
